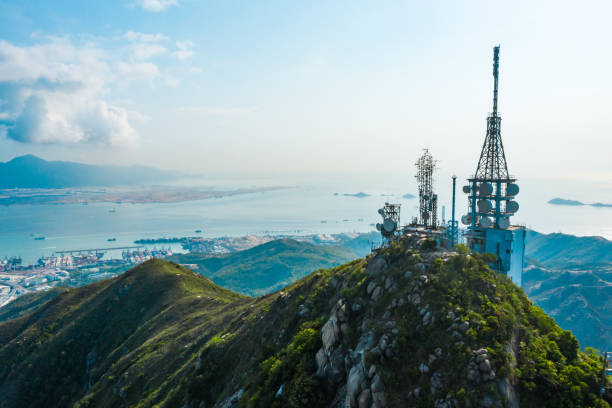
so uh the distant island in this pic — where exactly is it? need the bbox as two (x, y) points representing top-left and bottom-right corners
(403, 193), (416, 199)
(343, 192), (370, 198)
(549, 197), (612, 208)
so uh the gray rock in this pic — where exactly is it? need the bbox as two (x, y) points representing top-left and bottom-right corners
(322, 317), (341, 353)
(458, 321), (470, 333)
(366, 256), (387, 277)
(419, 274), (429, 284)
(413, 386), (421, 398)
(428, 354), (437, 365)
(357, 389), (372, 408)
(335, 300), (348, 322)
(479, 359), (492, 372)
(435, 347), (443, 358)
(217, 389), (243, 408)
(430, 371), (444, 395)
(404, 270), (413, 279)
(476, 353), (488, 363)
(475, 348), (488, 355)
(368, 365), (377, 379)
(371, 286), (384, 301)
(366, 281), (377, 295)
(346, 365), (366, 402)
(414, 262), (426, 272)
(370, 374), (385, 392)
(352, 302), (362, 313)
(298, 304), (309, 318)
(419, 363), (429, 374)
(372, 391), (387, 408)
(467, 369), (479, 382)
(384, 277), (393, 290)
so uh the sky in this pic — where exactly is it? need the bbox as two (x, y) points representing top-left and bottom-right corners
(0, 0), (610, 184)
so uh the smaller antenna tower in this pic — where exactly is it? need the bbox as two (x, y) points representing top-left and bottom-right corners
(376, 203), (400, 244)
(415, 149), (438, 228)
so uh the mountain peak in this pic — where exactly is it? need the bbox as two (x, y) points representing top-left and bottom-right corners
(0, 241), (607, 408)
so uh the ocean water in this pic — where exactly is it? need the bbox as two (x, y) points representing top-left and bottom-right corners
(0, 178), (610, 264)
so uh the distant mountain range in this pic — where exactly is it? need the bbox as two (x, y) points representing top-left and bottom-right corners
(524, 230), (612, 351)
(0, 155), (181, 188)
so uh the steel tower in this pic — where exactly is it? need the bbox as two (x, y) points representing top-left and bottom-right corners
(462, 46), (525, 286)
(415, 149), (437, 229)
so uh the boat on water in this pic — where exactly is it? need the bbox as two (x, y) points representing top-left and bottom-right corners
(195, 229), (202, 233)
(109, 208), (116, 213)
(107, 238), (117, 242)
(34, 236), (45, 241)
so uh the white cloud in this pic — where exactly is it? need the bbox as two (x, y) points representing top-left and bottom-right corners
(175, 106), (255, 116)
(0, 38), (141, 146)
(173, 40), (194, 60)
(117, 61), (160, 79)
(124, 31), (167, 43)
(136, 0), (178, 12)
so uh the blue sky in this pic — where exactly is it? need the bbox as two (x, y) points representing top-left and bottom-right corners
(0, 0), (610, 183)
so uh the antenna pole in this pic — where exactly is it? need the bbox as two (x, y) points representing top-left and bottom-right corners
(492, 45), (500, 117)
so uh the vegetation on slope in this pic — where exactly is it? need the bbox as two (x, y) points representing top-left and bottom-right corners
(167, 238), (362, 296)
(0, 239), (608, 408)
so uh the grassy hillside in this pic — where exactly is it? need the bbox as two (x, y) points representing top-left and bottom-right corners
(167, 238), (362, 296)
(0, 287), (70, 323)
(0, 239), (607, 408)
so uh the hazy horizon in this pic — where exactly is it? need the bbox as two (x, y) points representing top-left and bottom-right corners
(0, 1), (611, 185)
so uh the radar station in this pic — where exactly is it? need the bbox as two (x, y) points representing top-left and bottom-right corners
(461, 46), (526, 286)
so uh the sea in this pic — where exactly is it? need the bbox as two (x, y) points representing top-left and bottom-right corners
(1, 177), (611, 265)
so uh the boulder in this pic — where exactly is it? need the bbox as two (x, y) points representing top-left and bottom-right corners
(366, 256), (387, 277)
(322, 317), (341, 352)
(372, 391), (388, 408)
(346, 365), (366, 403)
(370, 374), (385, 392)
(357, 389), (372, 408)
(371, 286), (384, 302)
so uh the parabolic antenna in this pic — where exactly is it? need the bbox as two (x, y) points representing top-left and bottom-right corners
(461, 214), (472, 225)
(376, 223), (382, 231)
(480, 216), (492, 228)
(462, 185), (470, 194)
(498, 217), (510, 229)
(477, 199), (493, 213)
(506, 183), (519, 196)
(479, 182), (493, 196)
(506, 200), (519, 213)
(383, 218), (396, 232)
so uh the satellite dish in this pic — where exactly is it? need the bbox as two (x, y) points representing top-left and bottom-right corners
(477, 199), (493, 213)
(479, 182), (493, 196)
(480, 216), (492, 228)
(378, 208), (384, 215)
(376, 223), (382, 231)
(498, 217), (510, 229)
(506, 200), (519, 213)
(461, 214), (472, 225)
(506, 183), (519, 196)
(383, 218), (396, 232)
(462, 185), (470, 194)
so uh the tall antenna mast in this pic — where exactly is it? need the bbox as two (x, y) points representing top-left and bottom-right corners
(492, 45), (499, 117)
(474, 45), (508, 180)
